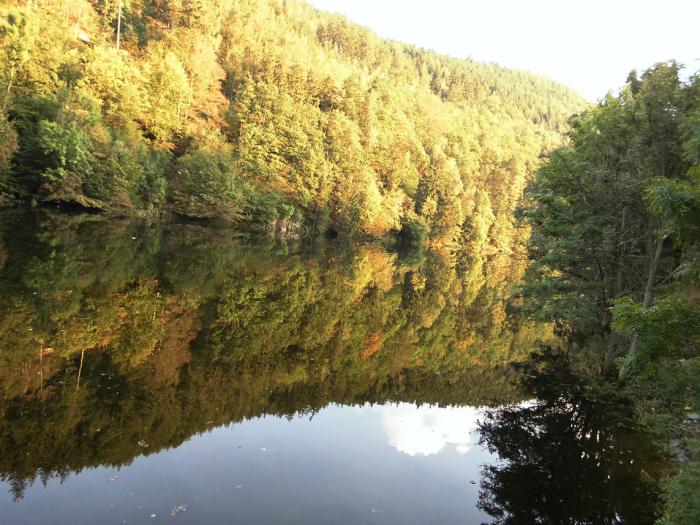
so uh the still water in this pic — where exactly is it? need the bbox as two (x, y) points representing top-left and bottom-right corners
(0, 210), (662, 524)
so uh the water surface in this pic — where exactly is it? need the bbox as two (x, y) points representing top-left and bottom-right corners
(0, 210), (663, 524)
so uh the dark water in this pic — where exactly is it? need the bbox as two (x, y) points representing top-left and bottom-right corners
(0, 210), (663, 524)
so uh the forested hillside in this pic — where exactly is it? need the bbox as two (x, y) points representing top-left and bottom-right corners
(0, 0), (585, 245)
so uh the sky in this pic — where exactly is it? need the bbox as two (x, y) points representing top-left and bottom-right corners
(307, 0), (700, 101)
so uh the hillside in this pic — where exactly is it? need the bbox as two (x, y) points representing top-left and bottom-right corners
(0, 0), (586, 245)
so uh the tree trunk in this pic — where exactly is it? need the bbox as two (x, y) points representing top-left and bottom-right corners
(39, 344), (43, 394)
(618, 233), (666, 383)
(2, 66), (15, 112)
(116, 1), (122, 50)
(75, 348), (85, 392)
(603, 331), (616, 375)
(603, 207), (627, 375)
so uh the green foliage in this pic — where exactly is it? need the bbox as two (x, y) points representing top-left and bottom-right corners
(0, 7), (37, 106)
(399, 215), (430, 245)
(658, 455), (700, 525)
(521, 62), (697, 359)
(521, 62), (700, 523)
(0, 109), (17, 198)
(169, 144), (243, 221)
(613, 297), (700, 358)
(36, 119), (93, 182)
(113, 140), (171, 209)
(142, 45), (193, 144)
(0, 0), (584, 244)
(645, 176), (700, 283)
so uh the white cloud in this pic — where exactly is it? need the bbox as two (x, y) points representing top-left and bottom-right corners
(379, 404), (483, 457)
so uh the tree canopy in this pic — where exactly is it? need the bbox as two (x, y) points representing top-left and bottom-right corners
(0, 0), (585, 246)
(520, 63), (700, 524)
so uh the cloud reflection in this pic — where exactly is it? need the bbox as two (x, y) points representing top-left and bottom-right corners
(379, 404), (482, 457)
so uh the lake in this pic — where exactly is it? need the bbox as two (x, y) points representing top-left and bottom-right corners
(0, 210), (663, 524)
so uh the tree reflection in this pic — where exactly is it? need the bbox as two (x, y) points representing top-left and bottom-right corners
(477, 348), (663, 524)
(0, 209), (534, 499)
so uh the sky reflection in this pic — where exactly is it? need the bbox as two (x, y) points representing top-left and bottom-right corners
(379, 404), (482, 457)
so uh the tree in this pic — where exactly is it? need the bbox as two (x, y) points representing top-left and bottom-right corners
(0, 8), (37, 110)
(521, 63), (693, 376)
(0, 0), (585, 244)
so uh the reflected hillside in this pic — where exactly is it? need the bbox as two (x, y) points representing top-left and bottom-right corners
(0, 210), (540, 499)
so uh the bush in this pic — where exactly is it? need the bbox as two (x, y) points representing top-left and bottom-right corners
(169, 146), (244, 221)
(658, 455), (700, 525)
